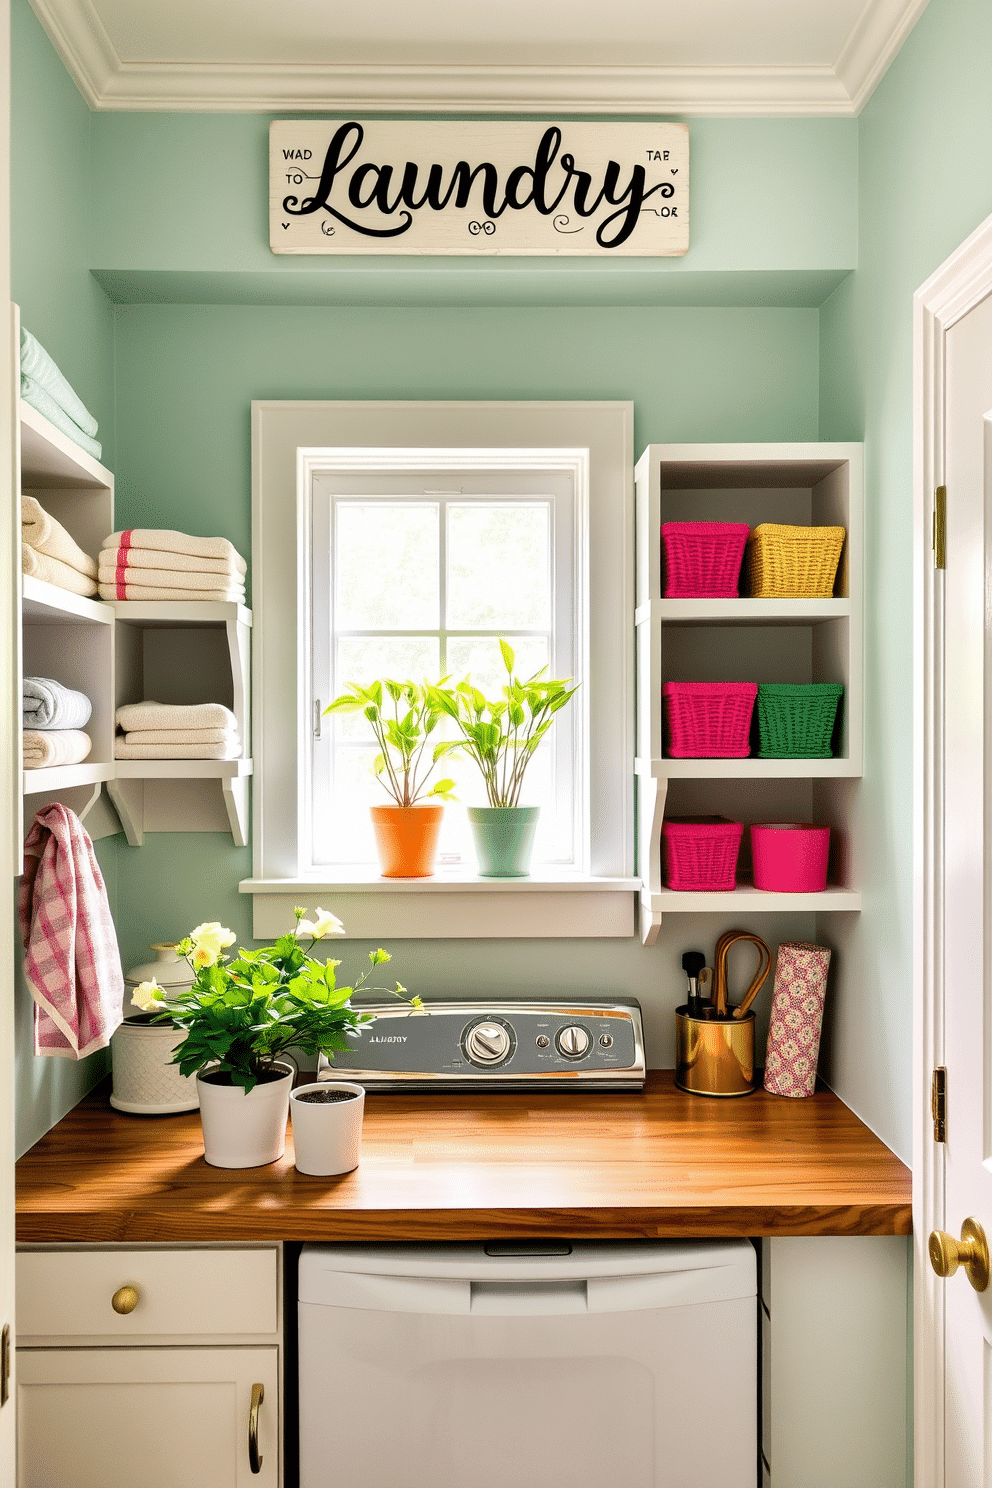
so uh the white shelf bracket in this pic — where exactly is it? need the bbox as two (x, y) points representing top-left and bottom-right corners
(222, 774), (250, 849)
(638, 772), (668, 946)
(106, 779), (144, 847)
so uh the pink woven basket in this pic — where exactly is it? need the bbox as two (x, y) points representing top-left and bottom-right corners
(663, 681), (758, 758)
(661, 522), (750, 598)
(662, 817), (743, 892)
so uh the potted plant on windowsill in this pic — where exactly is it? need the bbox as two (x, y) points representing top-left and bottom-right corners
(322, 679), (457, 878)
(131, 911), (419, 1169)
(429, 640), (579, 878)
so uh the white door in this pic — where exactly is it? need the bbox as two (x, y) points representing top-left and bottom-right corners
(937, 284), (992, 1486)
(17, 1346), (279, 1488)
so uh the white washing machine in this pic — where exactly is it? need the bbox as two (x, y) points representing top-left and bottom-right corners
(299, 1239), (757, 1488)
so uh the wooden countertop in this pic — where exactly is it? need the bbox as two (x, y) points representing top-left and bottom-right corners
(16, 1072), (911, 1243)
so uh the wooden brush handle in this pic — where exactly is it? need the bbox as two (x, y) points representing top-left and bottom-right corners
(712, 930), (772, 1018)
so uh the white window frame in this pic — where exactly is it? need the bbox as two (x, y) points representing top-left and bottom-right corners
(243, 401), (637, 939)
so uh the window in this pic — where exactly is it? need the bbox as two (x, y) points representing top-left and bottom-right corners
(308, 457), (582, 871)
(247, 402), (635, 939)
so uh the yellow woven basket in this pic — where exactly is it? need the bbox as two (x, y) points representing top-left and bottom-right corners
(744, 523), (845, 598)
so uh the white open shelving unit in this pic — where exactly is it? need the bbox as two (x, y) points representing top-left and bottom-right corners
(15, 308), (252, 849)
(634, 442), (864, 946)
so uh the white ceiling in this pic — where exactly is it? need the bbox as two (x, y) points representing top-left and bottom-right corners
(29, 0), (931, 113)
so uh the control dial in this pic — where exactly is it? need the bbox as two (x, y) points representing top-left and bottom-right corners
(556, 1024), (591, 1059)
(464, 1020), (512, 1066)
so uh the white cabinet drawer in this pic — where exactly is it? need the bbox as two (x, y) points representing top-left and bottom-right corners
(18, 1248), (278, 1340)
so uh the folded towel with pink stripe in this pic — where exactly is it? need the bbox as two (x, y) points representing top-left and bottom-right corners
(114, 701), (241, 760)
(98, 528), (247, 603)
(19, 802), (124, 1058)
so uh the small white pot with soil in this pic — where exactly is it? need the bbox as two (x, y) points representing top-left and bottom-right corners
(196, 1060), (295, 1169)
(290, 1081), (366, 1176)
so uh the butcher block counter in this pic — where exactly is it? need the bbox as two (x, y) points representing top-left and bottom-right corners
(15, 1071), (911, 1242)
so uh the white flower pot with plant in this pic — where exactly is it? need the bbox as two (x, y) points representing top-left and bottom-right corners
(323, 679), (457, 877)
(429, 641), (579, 878)
(132, 912), (420, 1169)
(290, 1080), (366, 1176)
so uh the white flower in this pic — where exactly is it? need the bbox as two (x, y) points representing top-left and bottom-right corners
(296, 907), (345, 940)
(131, 979), (164, 1012)
(189, 921), (236, 968)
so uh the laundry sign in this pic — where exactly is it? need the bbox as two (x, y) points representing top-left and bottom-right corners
(270, 120), (688, 256)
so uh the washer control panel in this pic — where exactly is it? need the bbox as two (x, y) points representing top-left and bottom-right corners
(318, 1001), (645, 1089)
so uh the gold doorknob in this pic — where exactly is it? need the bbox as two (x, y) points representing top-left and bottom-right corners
(111, 1285), (140, 1315)
(928, 1217), (990, 1292)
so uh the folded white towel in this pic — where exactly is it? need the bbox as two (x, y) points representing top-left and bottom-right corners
(105, 530), (247, 574)
(114, 740), (242, 760)
(122, 727), (239, 746)
(100, 544), (244, 577)
(23, 544), (99, 597)
(22, 497), (98, 579)
(23, 729), (92, 768)
(115, 701), (238, 732)
(98, 562), (246, 593)
(23, 677), (92, 730)
(99, 581), (246, 604)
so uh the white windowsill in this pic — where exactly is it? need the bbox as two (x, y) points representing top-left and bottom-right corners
(240, 870), (640, 939)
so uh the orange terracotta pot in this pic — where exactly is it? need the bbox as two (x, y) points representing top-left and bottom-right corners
(370, 804), (444, 878)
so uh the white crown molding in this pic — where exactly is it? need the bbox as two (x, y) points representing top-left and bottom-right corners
(835, 0), (931, 112)
(27, 0), (118, 109)
(28, 0), (929, 115)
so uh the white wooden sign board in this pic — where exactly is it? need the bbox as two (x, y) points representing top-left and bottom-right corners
(270, 120), (688, 257)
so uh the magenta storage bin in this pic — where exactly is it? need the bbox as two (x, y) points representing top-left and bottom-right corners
(662, 817), (743, 892)
(750, 822), (830, 893)
(661, 522), (750, 598)
(663, 681), (757, 758)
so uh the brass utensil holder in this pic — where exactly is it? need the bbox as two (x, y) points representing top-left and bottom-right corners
(675, 1007), (756, 1097)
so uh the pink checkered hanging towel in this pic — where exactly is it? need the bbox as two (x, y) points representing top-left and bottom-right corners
(763, 942), (832, 1098)
(18, 804), (124, 1058)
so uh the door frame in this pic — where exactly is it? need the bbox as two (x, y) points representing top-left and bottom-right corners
(913, 208), (992, 1488)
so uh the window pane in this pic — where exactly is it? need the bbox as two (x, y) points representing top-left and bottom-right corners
(333, 636), (441, 743)
(335, 502), (439, 629)
(447, 503), (550, 629)
(446, 636), (550, 695)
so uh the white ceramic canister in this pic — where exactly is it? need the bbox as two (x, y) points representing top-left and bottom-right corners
(111, 943), (199, 1114)
(196, 1061), (295, 1169)
(290, 1081), (366, 1176)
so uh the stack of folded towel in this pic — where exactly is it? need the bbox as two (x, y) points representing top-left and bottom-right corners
(21, 496), (99, 598)
(98, 530), (247, 603)
(114, 702), (241, 760)
(23, 677), (93, 770)
(20, 328), (102, 462)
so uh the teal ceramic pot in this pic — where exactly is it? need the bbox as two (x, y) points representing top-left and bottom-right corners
(467, 806), (540, 877)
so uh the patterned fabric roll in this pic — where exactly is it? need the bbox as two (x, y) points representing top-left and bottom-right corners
(763, 942), (832, 1098)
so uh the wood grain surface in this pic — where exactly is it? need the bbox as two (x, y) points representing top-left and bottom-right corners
(15, 1072), (911, 1243)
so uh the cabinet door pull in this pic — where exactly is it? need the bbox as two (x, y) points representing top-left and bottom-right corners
(248, 1381), (264, 1474)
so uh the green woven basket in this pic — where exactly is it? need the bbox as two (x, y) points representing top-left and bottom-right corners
(755, 683), (844, 758)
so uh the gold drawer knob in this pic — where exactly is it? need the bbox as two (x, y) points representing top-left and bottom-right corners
(111, 1285), (140, 1315)
(928, 1217), (990, 1292)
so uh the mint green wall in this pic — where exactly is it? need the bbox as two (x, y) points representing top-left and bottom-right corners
(109, 299), (821, 1094)
(11, 0), (117, 1156)
(11, 0), (113, 445)
(818, 0), (992, 1161)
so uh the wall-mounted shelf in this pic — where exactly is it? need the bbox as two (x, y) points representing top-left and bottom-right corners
(634, 441), (864, 946)
(15, 307), (252, 852)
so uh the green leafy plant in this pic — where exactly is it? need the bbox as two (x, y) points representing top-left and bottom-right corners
(131, 912), (420, 1092)
(322, 679), (457, 807)
(428, 640), (579, 809)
